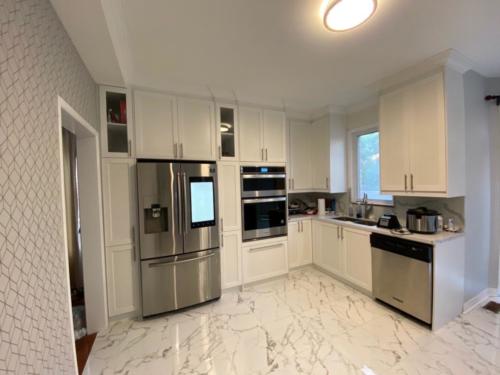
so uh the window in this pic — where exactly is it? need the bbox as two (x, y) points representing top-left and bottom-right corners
(353, 129), (393, 204)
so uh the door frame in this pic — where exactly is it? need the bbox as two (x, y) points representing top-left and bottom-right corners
(57, 97), (108, 371)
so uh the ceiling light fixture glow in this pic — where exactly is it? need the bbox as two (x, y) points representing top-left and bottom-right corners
(323, 0), (377, 32)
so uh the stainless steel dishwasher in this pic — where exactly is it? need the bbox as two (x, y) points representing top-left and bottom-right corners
(371, 233), (433, 324)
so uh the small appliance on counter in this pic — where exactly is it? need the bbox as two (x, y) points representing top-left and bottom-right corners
(377, 214), (401, 229)
(406, 207), (443, 234)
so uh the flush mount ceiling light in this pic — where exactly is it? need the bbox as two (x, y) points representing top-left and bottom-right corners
(220, 123), (232, 132)
(323, 0), (377, 32)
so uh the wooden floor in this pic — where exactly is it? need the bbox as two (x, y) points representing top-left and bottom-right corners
(75, 333), (97, 374)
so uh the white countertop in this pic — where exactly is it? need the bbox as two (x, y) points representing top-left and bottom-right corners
(289, 213), (464, 245)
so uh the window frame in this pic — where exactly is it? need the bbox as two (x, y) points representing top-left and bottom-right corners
(348, 125), (394, 207)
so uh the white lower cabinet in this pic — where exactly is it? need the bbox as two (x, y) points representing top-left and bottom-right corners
(221, 231), (242, 289)
(105, 244), (138, 317)
(343, 227), (372, 292)
(312, 220), (372, 293)
(312, 221), (344, 277)
(242, 239), (288, 283)
(288, 220), (312, 268)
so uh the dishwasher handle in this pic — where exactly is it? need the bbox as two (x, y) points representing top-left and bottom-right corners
(370, 233), (433, 263)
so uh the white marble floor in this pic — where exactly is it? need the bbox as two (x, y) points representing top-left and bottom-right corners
(84, 267), (500, 375)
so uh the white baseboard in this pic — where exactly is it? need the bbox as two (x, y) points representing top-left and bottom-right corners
(463, 288), (499, 314)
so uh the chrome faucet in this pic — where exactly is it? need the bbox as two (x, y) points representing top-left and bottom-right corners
(355, 193), (371, 219)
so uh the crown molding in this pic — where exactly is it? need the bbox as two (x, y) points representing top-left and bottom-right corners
(369, 49), (478, 94)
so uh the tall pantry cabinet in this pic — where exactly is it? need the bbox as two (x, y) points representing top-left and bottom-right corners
(99, 86), (139, 318)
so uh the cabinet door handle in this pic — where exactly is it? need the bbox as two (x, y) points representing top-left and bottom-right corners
(336, 226), (340, 239)
(221, 234), (224, 248)
(265, 148), (268, 161)
(292, 178), (294, 190)
(410, 174), (414, 191)
(174, 143), (178, 158)
(220, 218), (224, 232)
(300, 221), (303, 232)
(128, 140), (132, 157)
(180, 143), (184, 158)
(341, 227), (344, 240)
(218, 145), (222, 159)
(404, 174), (408, 191)
(261, 148), (264, 161)
(326, 177), (329, 189)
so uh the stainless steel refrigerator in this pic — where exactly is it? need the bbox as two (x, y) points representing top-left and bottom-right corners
(136, 161), (220, 317)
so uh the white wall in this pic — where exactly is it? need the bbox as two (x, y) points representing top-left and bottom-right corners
(486, 78), (500, 291)
(0, 0), (98, 373)
(463, 71), (492, 301)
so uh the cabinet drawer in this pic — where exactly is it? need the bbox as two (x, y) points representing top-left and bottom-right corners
(243, 241), (288, 283)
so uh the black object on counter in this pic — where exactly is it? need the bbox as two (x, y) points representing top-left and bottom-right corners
(377, 214), (401, 229)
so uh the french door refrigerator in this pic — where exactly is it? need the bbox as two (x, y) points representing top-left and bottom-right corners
(137, 161), (220, 317)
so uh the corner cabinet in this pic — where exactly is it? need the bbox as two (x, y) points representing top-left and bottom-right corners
(379, 68), (465, 197)
(101, 158), (139, 317)
(133, 90), (216, 160)
(239, 107), (286, 163)
(288, 114), (346, 193)
(312, 220), (372, 293)
(100, 86), (134, 158)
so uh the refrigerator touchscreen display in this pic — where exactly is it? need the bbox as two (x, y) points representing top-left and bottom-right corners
(190, 178), (215, 228)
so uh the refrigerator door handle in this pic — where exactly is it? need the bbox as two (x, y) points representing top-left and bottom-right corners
(182, 172), (189, 234)
(148, 252), (216, 268)
(176, 171), (183, 235)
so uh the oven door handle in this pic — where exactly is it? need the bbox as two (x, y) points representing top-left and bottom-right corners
(242, 197), (287, 204)
(241, 174), (287, 179)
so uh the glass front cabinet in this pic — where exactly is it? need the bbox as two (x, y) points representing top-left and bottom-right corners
(216, 104), (238, 160)
(100, 86), (133, 158)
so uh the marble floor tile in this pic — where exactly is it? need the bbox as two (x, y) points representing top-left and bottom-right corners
(85, 267), (500, 375)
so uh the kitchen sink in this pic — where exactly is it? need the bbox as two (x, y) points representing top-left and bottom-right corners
(332, 216), (378, 227)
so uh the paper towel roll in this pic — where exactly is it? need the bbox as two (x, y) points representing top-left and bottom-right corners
(318, 199), (326, 216)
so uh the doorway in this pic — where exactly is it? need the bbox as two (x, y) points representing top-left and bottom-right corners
(57, 97), (108, 373)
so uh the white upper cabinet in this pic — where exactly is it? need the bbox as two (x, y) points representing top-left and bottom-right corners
(288, 120), (312, 191)
(177, 97), (216, 160)
(379, 88), (410, 192)
(239, 107), (263, 162)
(100, 86), (134, 158)
(289, 114), (346, 193)
(134, 90), (177, 159)
(407, 74), (447, 192)
(216, 104), (239, 160)
(218, 162), (241, 232)
(262, 110), (286, 162)
(133, 90), (216, 160)
(311, 117), (331, 191)
(379, 68), (465, 197)
(239, 106), (286, 163)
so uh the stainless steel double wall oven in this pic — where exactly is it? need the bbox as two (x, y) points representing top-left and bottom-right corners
(240, 166), (287, 241)
(137, 161), (220, 318)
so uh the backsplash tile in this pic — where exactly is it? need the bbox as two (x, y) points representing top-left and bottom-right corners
(289, 192), (465, 229)
(0, 0), (98, 373)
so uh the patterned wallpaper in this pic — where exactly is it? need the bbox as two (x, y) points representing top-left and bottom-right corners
(0, 0), (98, 373)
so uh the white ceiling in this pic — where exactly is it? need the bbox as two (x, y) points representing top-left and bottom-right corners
(52, 0), (500, 114)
